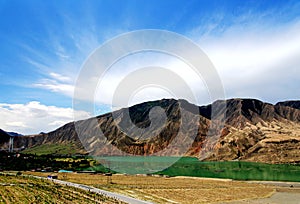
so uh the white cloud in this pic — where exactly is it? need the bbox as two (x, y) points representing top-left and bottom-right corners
(33, 18), (300, 109)
(0, 101), (91, 135)
(195, 19), (300, 102)
(64, 20), (300, 110)
(33, 73), (75, 97)
(6, 121), (27, 128)
(94, 52), (208, 106)
(27, 10), (300, 109)
(49, 72), (72, 82)
(200, 21), (300, 73)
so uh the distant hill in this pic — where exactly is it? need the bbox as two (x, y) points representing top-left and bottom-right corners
(3, 98), (300, 163)
(6, 131), (23, 137)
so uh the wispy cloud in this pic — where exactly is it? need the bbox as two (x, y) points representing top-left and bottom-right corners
(49, 72), (72, 83)
(19, 2), (300, 108)
(40, 15), (300, 110)
(93, 52), (209, 108)
(23, 12), (129, 105)
(196, 15), (300, 102)
(34, 79), (74, 97)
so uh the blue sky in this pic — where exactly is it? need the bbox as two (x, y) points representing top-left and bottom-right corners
(0, 0), (300, 134)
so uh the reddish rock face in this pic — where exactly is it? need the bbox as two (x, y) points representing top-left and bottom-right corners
(5, 98), (300, 163)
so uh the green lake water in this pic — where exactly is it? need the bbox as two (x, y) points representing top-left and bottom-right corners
(89, 156), (300, 182)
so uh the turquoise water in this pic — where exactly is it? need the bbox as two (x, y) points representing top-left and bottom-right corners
(160, 157), (300, 182)
(92, 156), (181, 174)
(89, 156), (300, 182)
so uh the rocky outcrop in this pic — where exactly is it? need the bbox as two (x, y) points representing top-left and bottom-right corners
(202, 99), (300, 126)
(203, 99), (300, 163)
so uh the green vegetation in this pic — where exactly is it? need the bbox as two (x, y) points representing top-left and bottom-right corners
(0, 152), (98, 171)
(0, 173), (124, 204)
(21, 143), (83, 155)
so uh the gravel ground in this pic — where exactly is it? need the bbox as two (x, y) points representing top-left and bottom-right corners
(221, 192), (300, 204)
(218, 181), (300, 204)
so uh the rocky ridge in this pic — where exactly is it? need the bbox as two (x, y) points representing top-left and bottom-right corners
(1, 98), (299, 163)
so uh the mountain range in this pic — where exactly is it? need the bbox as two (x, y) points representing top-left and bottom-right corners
(0, 98), (299, 164)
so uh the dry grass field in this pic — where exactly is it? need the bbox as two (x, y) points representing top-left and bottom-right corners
(25, 172), (274, 203)
(0, 173), (124, 204)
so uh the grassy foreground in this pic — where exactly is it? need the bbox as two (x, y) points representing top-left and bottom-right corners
(0, 173), (124, 204)
(26, 172), (274, 204)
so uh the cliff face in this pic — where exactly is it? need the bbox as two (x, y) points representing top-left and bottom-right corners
(4, 98), (300, 163)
